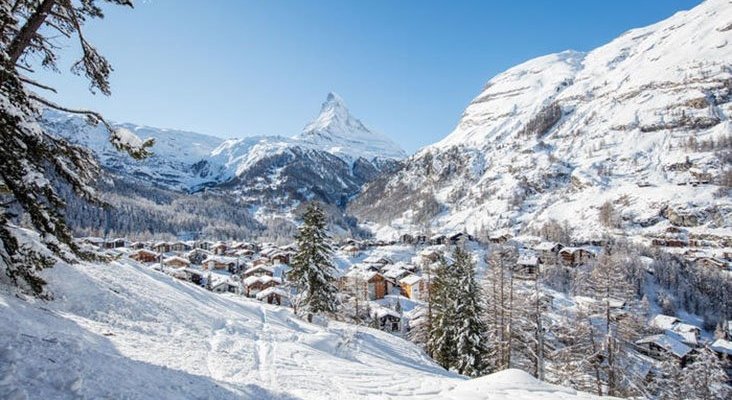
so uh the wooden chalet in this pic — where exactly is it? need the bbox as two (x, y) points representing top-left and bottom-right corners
(243, 276), (281, 298)
(256, 287), (289, 306)
(243, 264), (274, 278)
(162, 256), (190, 269)
(533, 242), (564, 265)
(399, 274), (426, 300)
(514, 253), (539, 279)
(195, 240), (213, 251)
(270, 252), (290, 265)
(211, 242), (227, 255)
(130, 249), (159, 263)
(153, 241), (171, 253)
(203, 256), (238, 271)
(635, 334), (692, 366)
(370, 307), (401, 332)
(558, 247), (596, 267)
(171, 241), (191, 252)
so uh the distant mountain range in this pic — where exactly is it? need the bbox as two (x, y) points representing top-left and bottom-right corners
(42, 93), (405, 238)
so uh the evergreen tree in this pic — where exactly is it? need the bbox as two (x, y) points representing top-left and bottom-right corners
(427, 256), (458, 369)
(1, 0), (153, 297)
(452, 245), (489, 377)
(288, 202), (338, 322)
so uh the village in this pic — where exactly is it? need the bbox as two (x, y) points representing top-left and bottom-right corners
(79, 229), (732, 385)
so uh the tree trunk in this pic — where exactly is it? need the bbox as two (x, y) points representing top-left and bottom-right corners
(7, 0), (57, 65)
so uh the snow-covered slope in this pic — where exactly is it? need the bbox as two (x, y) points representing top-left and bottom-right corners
(351, 0), (732, 244)
(0, 229), (603, 400)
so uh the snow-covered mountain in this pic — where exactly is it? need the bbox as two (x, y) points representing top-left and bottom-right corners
(350, 0), (732, 244)
(41, 110), (226, 190)
(0, 227), (604, 400)
(43, 93), (405, 223)
(295, 92), (406, 163)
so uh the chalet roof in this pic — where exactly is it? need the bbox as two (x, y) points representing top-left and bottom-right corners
(244, 265), (274, 275)
(665, 329), (698, 346)
(517, 254), (539, 266)
(383, 268), (409, 280)
(153, 241), (169, 248)
(132, 249), (157, 256)
(710, 338), (732, 356)
(369, 307), (400, 320)
(256, 287), (289, 300)
(650, 314), (681, 331)
(163, 256), (190, 265)
(399, 274), (422, 286)
(243, 275), (281, 286)
(534, 242), (561, 251)
(673, 322), (700, 333)
(203, 255), (238, 264)
(212, 280), (240, 291)
(636, 334), (692, 359)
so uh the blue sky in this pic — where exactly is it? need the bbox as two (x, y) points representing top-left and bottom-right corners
(35, 0), (701, 153)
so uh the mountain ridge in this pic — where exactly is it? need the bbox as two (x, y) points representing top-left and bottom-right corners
(350, 0), (732, 246)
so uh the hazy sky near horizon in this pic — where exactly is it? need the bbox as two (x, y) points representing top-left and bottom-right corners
(34, 0), (700, 154)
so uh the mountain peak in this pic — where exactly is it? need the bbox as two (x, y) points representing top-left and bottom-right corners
(302, 92), (366, 137)
(297, 93), (406, 162)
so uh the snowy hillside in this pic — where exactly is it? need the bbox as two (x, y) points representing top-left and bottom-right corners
(351, 0), (732, 245)
(0, 229), (604, 400)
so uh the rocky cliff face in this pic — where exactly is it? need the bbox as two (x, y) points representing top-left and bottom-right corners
(350, 0), (732, 243)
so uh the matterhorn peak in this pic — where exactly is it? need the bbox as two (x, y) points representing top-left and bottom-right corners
(301, 92), (366, 137)
(296, 93), (406, 162)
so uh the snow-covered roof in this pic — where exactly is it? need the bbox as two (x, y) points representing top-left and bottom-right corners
(399, 275), (422, 286)
(650, 314), (680, 331)
(244, 264), (274, 275)
(255, 287), (289, 300)
(517, 254), (539, 266)
(710, 338), (732, 356)
(636, 334), (692, 359)
(369, 307), (400, 320)
(665, 329), (698, 346)
(243, 275), (281, 286)
(163, 256), (190, 265)
(534, 242), (561, 251)
(672, 322), (700, 333)
(203, 255), (238, 264)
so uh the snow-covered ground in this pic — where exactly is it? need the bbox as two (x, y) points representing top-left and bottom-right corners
(0, 235), (604, 399)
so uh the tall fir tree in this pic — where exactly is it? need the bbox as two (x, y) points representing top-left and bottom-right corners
(1, 0), (153, 297)
(452, 245), (489, 377)
(427, 256), (458, 369)
(288, 202), (338, 322)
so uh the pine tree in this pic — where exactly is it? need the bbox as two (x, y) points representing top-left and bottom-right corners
(452, 245), (489, 377)
(427, 256), (458, 369)
(288, 202), (338, 322)
(1, 0), (153, 297)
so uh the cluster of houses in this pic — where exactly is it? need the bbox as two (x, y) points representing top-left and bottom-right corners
(634, 314), (731, 377)
(82, 237), (294, 306)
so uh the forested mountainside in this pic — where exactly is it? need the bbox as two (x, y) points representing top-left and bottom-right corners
(42, 94), (403, 239)
(350, 0), (732, 245)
